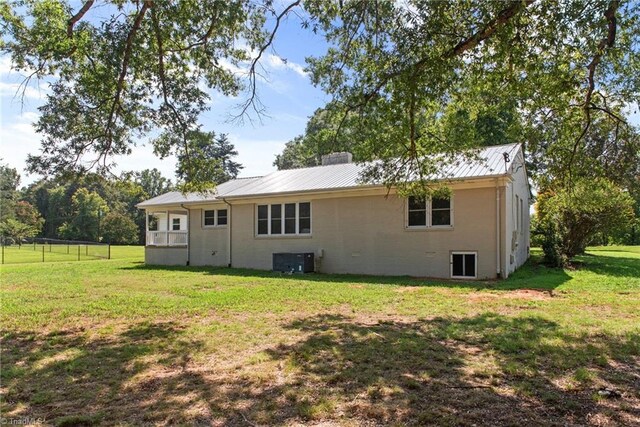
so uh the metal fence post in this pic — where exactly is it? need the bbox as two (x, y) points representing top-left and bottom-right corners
(42, 245), (45, 262)
(77, 245), (80, 261)
(2, 243), (4, 265)
(108, 243), (111, 260)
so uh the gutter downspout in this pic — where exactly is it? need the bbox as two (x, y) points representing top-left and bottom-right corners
(222, 198), (232, 268)
(496, 179), (501, 278)
(180, 204), (191, 266)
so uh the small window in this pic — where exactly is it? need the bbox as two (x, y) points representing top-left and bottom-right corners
(451, 252), (477, 278)
(431, 197), (451, 226)
(203, 210), (215, 226)
(271, 204), (282, 234)
(284, 203), (296, 234)
(299, 202), (311, 234)
(217, 209), (228, 226)
(408, 196), (427, 227)
(257, 205), (268, 235)
(172, 218), (181, 231)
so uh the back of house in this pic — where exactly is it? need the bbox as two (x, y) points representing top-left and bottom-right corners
(137, 143), (530, 279)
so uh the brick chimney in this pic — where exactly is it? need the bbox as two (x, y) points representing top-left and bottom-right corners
(321, 152), (353, 166)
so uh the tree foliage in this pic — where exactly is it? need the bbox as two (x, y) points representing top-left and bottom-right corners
(58, 188), (109, 241)
(154, 129), (243, 190)
(0, 218), (39, 246)
(302, 0), (639, 187)
(102, 212), (138, 245)
(131, 168), (174, 199)
(536, 178), (635, 265)
(2, 1), (638, 189)
(1, 0), (271, 180)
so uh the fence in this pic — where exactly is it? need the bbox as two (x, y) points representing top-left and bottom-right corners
(1, 238), (111, 265)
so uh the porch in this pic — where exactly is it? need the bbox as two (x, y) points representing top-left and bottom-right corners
(145, 209), (188, 247)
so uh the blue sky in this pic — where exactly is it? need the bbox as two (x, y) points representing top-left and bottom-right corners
(0, 10), (330, 186)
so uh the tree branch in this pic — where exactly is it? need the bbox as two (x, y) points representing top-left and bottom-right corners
(568, 0), (619, 181)
(67, 1), (94, 37)
(445, 0), (535, 58)
(105, 1), (152, 143)
(234, 0), (301, 120)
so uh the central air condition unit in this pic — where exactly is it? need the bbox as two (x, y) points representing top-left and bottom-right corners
(272, 253), (315, 273)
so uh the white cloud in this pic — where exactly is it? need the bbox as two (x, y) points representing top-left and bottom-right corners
(265, 54), (308, 78)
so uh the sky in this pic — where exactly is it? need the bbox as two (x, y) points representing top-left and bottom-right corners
(0, 8), (330, 187)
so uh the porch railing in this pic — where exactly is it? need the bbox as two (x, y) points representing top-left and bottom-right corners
(146, 231), (188, 246)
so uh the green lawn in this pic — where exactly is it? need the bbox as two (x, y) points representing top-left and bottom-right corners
(1, 246), (638, 426)
(0, 244), (140, 264)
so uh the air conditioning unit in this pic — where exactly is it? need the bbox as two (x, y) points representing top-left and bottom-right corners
(273, 253), (315, 273)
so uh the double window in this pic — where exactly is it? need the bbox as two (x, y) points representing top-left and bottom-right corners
(257, 202), (311, 236)
(203, 209), (228, 227)
(407, 196), (452, 227)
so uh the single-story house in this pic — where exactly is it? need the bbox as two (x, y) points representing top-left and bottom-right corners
(137, 142), (530, 279)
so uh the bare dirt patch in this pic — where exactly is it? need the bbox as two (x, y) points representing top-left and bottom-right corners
(467, 288), (555, 302)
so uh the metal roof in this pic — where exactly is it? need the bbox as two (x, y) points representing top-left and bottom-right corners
(137, 143), (521, 207)
(136, 176), (262, 208)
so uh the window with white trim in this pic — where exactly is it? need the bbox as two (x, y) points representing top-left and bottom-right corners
(203, 209), (228, 227)
(407, 196), (452, 227)
(172, 218), (181, 231)
(257, 202), (311, 236)
(451, 252), (477, 278)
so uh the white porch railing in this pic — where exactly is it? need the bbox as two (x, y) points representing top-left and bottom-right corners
(146, 231), (188, 246)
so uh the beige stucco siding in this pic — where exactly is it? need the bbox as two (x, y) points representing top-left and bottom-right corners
(504, 150), (531, 276)
(230, 187), (499, 278)
(187, 206), (229, 267)
(145, 246), (188, 265)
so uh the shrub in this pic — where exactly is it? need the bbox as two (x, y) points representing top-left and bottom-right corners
(537, 178), (635, 266)
(101, 212), (139, 245)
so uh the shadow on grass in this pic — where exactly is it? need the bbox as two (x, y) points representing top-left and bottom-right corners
(120, 255), (575, 291)
(2, 314), (638, 425)
(572, 253), (640, 279)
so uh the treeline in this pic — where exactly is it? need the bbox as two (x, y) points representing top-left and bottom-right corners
(0, 166), (173, 245)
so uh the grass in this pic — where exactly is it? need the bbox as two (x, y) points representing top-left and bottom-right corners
(0, 244), (141, 264)
(1, 246), (638, 425)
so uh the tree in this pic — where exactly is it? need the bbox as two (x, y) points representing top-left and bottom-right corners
(0, 163), (20, 221)
(132, 169), (173, 199)
(154, 129), (243, 190)
(101, 212), (139, 245)
(0, 0), (291, 182)
(58, 188), (109, 241)
(303, 0), (639, 187)
(536, 178), (635, 266)
(14, 201), (44, 233)
(3, 1), (638, 189)
(274, 104), (359, 170)
(0, 218), (38, 246)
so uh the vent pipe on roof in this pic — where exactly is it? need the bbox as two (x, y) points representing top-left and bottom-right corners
(321, 152), (353, 166)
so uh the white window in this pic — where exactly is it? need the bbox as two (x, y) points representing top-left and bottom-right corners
(451, 252), (477, 279)
(172, 218), (181, 231)
(203, 209), (228, 227)
(407, 196), (452, 228)
(257, 202), (311, 236)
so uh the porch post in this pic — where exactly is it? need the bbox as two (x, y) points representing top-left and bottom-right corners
(144, 210), (149, 245)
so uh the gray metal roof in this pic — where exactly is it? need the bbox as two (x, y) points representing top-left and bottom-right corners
(137, 143), (521, 208)
(136, 176), (262, 208)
